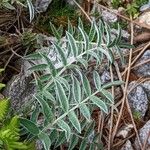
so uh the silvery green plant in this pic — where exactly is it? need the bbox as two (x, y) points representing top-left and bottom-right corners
(20, 19), (132, 150)
(0, 0), (34, 22)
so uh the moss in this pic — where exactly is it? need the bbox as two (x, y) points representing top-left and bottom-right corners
(133, 110), (142, 121)
(35, 0), (78, 34)
(110, 20), (128, 30)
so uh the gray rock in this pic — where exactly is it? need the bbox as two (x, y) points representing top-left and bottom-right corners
(65, 0), (76, 6)
(35, 0), (52, 12)
(121, 140), (134, 150)
(133, 50), (150, 77)
(138, 11), (150, 26)
(111, 28), (130, 40)
(101, 9), (118, 23)
(134, 120), (150, 150)
(128, 81), (148, 118)
(142, 80), (150, 100)
(140, 3), (150, 12)
(116, 124), (134, 139)
(114, 87), (123, 100)
(36, 140), (43, 150)
(3, 73), (36, 111)
(100, 68), (122, 100)
(100, 70), (111, 84)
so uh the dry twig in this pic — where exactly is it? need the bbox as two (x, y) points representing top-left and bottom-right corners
(112, 15), (142, 149)
(108, 65), (115, 150)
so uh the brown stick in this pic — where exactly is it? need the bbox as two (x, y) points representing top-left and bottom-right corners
(108, 65), (115, 150)
(72, 0), (92, 23)
(112, 15), (142, 149)
(122, 42), (150, 76)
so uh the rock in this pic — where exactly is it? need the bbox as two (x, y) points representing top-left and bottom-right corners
(65, 0), (76, 6)
(142, 80), (150, 100)
(128, 81), (149, 118)
(3, 73), (36, 111)
(118, 7), (126, 14)
(35, 0), (53, 12)
(134, 32), (150, 44)
(138, 11), (150, 26)
(121, 140), (134, 150)
(140, 2), (150, 12)
(100, 69), (111, 84)
(36, 140), (43, 150)
(134, 120), (150, 150)
(99, 67), (122, 100)
(111, 28), (130, 40)
(116, 124), (134, 139)
(0, 93), (4, 99)
(133, 50), (150, 77)
(101, 9), (118, 23)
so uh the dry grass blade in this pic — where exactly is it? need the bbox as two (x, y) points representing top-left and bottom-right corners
(128, 78), (150, 94)
(72, 0), (92, 23)
(96, 111), (103, 150)
(131, 59), (150, 70)
(112, 15), (142, 149)
(122, 42), (150, 76)
(108, 65), (115, 150)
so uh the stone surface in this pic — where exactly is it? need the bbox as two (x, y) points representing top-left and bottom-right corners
(3, 73), (36, 110)
(101, 9), (118, 23)
(138, 11), (150, 26)
(134, 120), (150, 150)
(133, 50), (150, 77)
(0, 93), (4, 99)
(116, 124), (134, 139)
(121, 140), (134, 150)
(36, 140), (43, 150)
(35, 0), (52, 12)
(111, 28), (130, 40)
(140, 2), (150, 12)
(142, 80), (150, 100)
(100, 69), (111, 84)
(128, 81), (149, 118)
(65, 0), (76, 6)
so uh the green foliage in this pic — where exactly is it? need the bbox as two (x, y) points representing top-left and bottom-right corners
(21, 30), (38, 49)
(36, 0), (77, 33)
(49, 0), (75, 17)
(0, 69), (29, 149)
(0, 116), (28, 149)
(0, 0), (26, 10)
(111, 21), (128, 30)
(0, 99), (9, 121)
(112, 0), (149, 17)
(111, 0), (122, 8)
(0, 0), (16, 10)
(26, 0), (34, 22)
(0, 99), (29, 149)
(126, 0), (148, 17)
(22, 19), (130, 149)
(135, 0), (149, 6)
(126, 1), (139, 17)
(133, 110), (142, 120)
(0, 0), (34, 22)
(0, 69), (5, 91)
